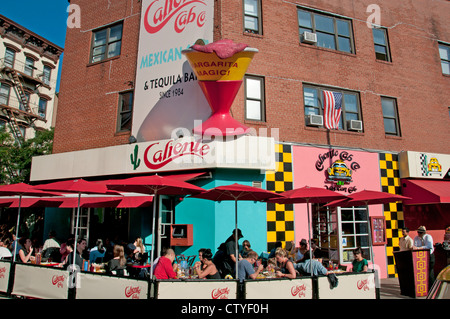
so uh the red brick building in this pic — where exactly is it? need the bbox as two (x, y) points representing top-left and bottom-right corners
(42, 0), (449, 279)
(55, 0), (450, 154)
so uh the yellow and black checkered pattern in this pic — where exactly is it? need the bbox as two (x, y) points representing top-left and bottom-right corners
(266, 143), (294, 252)
(379, 152), (404, 278)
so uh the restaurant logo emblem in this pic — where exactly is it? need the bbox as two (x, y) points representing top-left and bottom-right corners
(142, 139), (210, 169)
(420, 153), (442, 177)
(0, 267), (6, 279)
(144, 0), (207, 34)
(357, 278), (375, 291)
(52, 275), (66, 288)
(316, 149), (360, 192)
(211, 287), (230, 299)
(291, 284), (307, 298)
(125, 286), (142, 299)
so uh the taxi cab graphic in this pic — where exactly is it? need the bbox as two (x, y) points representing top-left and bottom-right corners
(427, 157), (442, 173)
(327, 160), (352, 183)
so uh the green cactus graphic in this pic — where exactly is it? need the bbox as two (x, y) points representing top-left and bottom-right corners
(130, 145), (141, 170)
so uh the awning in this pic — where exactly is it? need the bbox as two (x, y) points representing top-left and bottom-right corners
(0, 195), (153, 208)
(401, 179), (450, 205)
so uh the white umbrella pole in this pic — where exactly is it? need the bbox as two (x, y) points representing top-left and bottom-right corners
(72, 193), (81, 285)
(234, 198), (238, 281)
(12, 195), (22, 263)
(307, 199), (313, 276)
(150, 192), (157, 279)
(366, 203), (376, 268)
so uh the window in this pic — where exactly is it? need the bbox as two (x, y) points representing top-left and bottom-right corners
(117, 90), (133, 132)
(298, 8), (354, 53)
(0, 83), (11, 105)
(340, 206), (371, 263)
(4, 48), (15, 68)
(24, 57), (35, 76)
(91, 23), (123, 63)
(244, 0), (262, 35)
(303, 85), (361, 130)
(38, 98), (48, 118)
(372, 27), (391, 62)
(313, 205), (372, 264)
(381, 97), (400, 136)
(43, 65), (51, 85)
(439, 43), (450, 75)
(245, 75), (265, 121)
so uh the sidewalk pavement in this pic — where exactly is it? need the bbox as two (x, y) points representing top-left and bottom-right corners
(379, 277), (426, 299)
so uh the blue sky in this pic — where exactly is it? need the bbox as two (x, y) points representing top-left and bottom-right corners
(1, 1), (69, 91)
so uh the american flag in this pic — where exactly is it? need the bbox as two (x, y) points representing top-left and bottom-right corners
(322, 90), (343, 130)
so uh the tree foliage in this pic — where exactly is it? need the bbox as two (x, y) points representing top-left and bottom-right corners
(0, 127), (54, 184)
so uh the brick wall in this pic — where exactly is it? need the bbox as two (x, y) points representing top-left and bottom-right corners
(54, 0), (450, 155)
(220, 0), (450, 154)
(53, 0), (140, 153)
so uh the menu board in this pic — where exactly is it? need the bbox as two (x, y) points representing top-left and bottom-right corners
(370, 216), (386, 245)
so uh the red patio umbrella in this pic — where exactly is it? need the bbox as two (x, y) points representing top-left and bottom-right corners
(105, 174), (205, 276)
(326, 189), (411, 276)
(0, 183), (62, 262)
(191, 183), (283, 279)
(35, 179), (115, 273)
(269, 186), (347, 275)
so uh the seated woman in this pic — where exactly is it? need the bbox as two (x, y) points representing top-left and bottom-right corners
(194, 249), (221, 279)
(105, 245), (127, 276)
(274, 247), (297, 279)
(18, 237), (34, 263)
(351, 247), (368, 272)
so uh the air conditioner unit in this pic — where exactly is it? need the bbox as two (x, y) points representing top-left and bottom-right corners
(306, 114), (323, 126)
(347, 120), (363, 131)
(302, 31), (317, 44)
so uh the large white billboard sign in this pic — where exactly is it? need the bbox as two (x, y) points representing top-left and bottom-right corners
(133, 0), (214, 142)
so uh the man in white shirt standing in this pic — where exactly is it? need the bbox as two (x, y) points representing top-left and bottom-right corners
(413, 226), (435, 289)
(399, 228), (413, 251)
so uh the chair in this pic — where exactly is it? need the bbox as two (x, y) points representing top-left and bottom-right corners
(187, 255), (196, 267)
(176, 255), (187, 264)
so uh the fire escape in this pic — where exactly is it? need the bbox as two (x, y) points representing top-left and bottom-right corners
(0, 58), (46, 146)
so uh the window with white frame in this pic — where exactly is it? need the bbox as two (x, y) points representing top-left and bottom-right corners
(245, 75), (265, 121)
(38, 97), (48, 118)
(381, 97), (401, 136)
(0, 83), (11, 105)
(372, 27), (391, 62)
(313, 205), (372, 264)
(4, 48), (15, 68)
(43, 65), (51, 85)
(303, 84), (362, 131)
(439, 43), (450, 75)
(24, 57), (35, 76)
(244, 0), (262, 34)
(298, 8), (354, 53)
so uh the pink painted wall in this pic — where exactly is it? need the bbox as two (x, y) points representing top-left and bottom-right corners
(291, 145), (388, 278)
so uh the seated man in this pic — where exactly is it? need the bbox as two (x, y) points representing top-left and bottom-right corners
(154, 248), (177, 280)
(237, 250), (263, 282)
(294, 258), (328, 277)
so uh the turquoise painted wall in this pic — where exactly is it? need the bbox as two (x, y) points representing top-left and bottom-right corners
(43, 207), (72, 243)
(174, 168), (267, 258)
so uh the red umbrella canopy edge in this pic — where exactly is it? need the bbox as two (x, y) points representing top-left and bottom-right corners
(269, 185), (348, 204)
(35, 178), (110, 194)
(105, 174), (205, 196)
(191, 183), (283, 201)
(0, 182), (62, 197)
